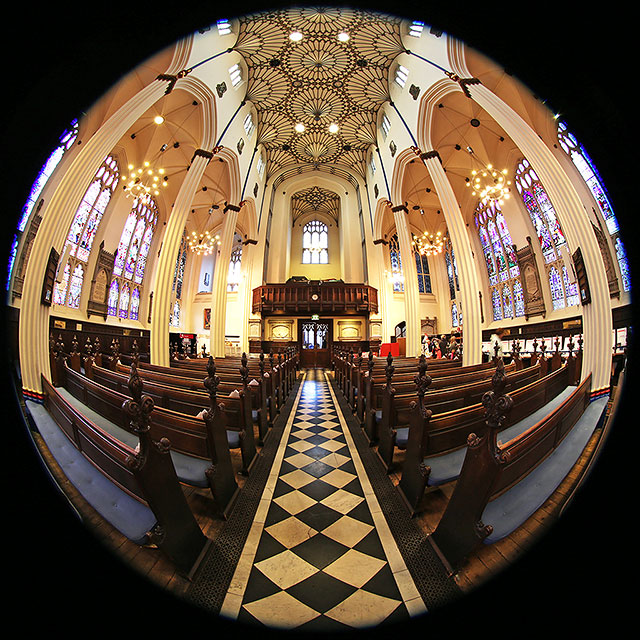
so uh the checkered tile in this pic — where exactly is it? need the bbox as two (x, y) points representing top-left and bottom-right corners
(235, 370), (410, 631)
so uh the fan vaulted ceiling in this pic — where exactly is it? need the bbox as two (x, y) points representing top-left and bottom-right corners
(233, 6), (404, 180)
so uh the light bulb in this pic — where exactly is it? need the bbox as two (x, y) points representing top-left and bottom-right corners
(289, 31), (303, 42)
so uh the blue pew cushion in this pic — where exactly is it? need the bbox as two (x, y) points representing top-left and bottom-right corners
(60, 389), (212, 487)
(26, 400), (157, 544)
(481, 396), (608, 543)
(422, 385), (580, 487)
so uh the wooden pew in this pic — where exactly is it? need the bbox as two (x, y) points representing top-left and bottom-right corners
(397, 359), (580, 515)
(428, 372), (607, 574)
(141, 353), (283, 428)
(361, 355), (510, 444)
(35, 373), (211, 578)
(376, 361), (541, 471)
(53, 357), (242, 518)
(114, 356), (264, 449)
(88, 362), (258, 475)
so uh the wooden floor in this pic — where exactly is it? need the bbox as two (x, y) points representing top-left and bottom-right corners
(28, 371), (612, 623)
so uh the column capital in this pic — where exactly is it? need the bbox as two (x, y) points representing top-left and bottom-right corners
(224, 202), (242, 214)
(156, 69), (191, 95)
(391, 203), (409, 214)
(443, 71), (482, 98)
(190, 148), (214, 164)
(420, 149), (442, 163)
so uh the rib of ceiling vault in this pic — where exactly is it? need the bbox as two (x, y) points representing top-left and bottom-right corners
(232, 7), (403, 184)
(291, 186), (341, 226)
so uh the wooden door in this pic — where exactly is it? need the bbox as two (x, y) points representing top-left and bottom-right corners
(299, 320), (332, 368)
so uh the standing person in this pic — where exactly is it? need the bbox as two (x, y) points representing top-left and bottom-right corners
(448, 335), (457, 359)
(489, 328), (505, 358)
(438, 334), (448, 359)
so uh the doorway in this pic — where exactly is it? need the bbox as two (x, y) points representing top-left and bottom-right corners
(299, 319), (332, 368)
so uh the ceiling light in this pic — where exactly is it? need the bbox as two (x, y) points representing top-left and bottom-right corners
(153, 115), (165, 125)
(337, 32), (350, 42)
(328, 123), (339, 134)
(289, 31), (303, 42)
(294, 123), (305, 133)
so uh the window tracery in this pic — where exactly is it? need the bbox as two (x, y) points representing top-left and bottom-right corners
(515, 158), (579, 310)
(53, 155), (119, 309)
(108, 195), (157, 320)
(474, 199), (524, 321)
(557, 120), (630, 292)
(302, 220), (329, 264)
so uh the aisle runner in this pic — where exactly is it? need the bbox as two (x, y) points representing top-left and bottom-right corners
(220, 369), (426, 631)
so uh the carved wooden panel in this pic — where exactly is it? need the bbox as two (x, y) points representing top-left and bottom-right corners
(516, 237), (546, 319)
(592, 221), (620, 298)
(87, 242), (116, 319)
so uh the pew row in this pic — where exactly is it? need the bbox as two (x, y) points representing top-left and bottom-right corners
(376, 362), (541, 471)
(428, 373), (608, 574)
(30, 374), (211, 578)
(53, 359), (244, 518)
(363, 357), (517, 444)
(397, 361), (578, 514)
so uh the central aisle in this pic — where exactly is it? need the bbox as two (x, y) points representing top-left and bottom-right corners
(220, 369), (426, 631)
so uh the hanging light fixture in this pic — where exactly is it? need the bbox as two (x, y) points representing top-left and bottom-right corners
(412, 230), (444, 256)
(123, 161), (168, 200)
(188, 230), (221, 256)
(464, 147), (511, 205)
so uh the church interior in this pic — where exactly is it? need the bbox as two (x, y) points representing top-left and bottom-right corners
(3, 3), (635, 636)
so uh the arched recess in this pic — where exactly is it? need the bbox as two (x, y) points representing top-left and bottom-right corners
(416, 77), (462, 152)
(215, 146), (242, 206)
(174, 75), (218, 151)
(148, 77), (223, 366)
(413, 76), (484, 365)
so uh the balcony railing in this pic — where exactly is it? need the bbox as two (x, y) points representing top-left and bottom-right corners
(253, 280), (378, 315)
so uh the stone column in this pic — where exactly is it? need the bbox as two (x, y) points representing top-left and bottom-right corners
(239, 239), (257, 354)
(210, 203), (240, 357)
(150, 149), (213, 366)
(466, 82), (612, 393)
(421, 151), (483, 366)
(19, 78), (175, 397)
(392, 204), (422, 357)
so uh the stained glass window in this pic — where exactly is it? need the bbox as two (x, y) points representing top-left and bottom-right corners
(515, 158), (579, 309)
(475, 200), (525, 320)
(615, 238), (631, 292)
(503, 285), (513, 319)
(67, 264), (84, 309)
(53, 263), (70, 306)
(563, 265), (580, 307)
(17, 120), (78, 233)
(53, 156), (119, 309)
(118, 284), (130, 319)
(549, 266), (564, 310)
(492, 287), (502, 321)
(444, 245), (455, 300)
(107, 279), (119, 316)
(557, 120), (630, 292)
(109, 195), (157, 319)
(388, 233), (404, 292)
(414, 249), (431, 294)
(129, 288), (140, 321)
(302, 220), (328, 264)
(513, 280), (525, 317)
(227, 233), (243, 292)
(451, 302), (459, 328)
(171, 300), (181, 327)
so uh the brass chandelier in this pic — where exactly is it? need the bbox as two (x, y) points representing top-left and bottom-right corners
(412, 230), (444, 256)
(465, 147), (511, 205)
(188, 230), (221, 256)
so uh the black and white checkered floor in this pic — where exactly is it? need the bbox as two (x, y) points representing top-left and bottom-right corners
(219, 369), (426, 631)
